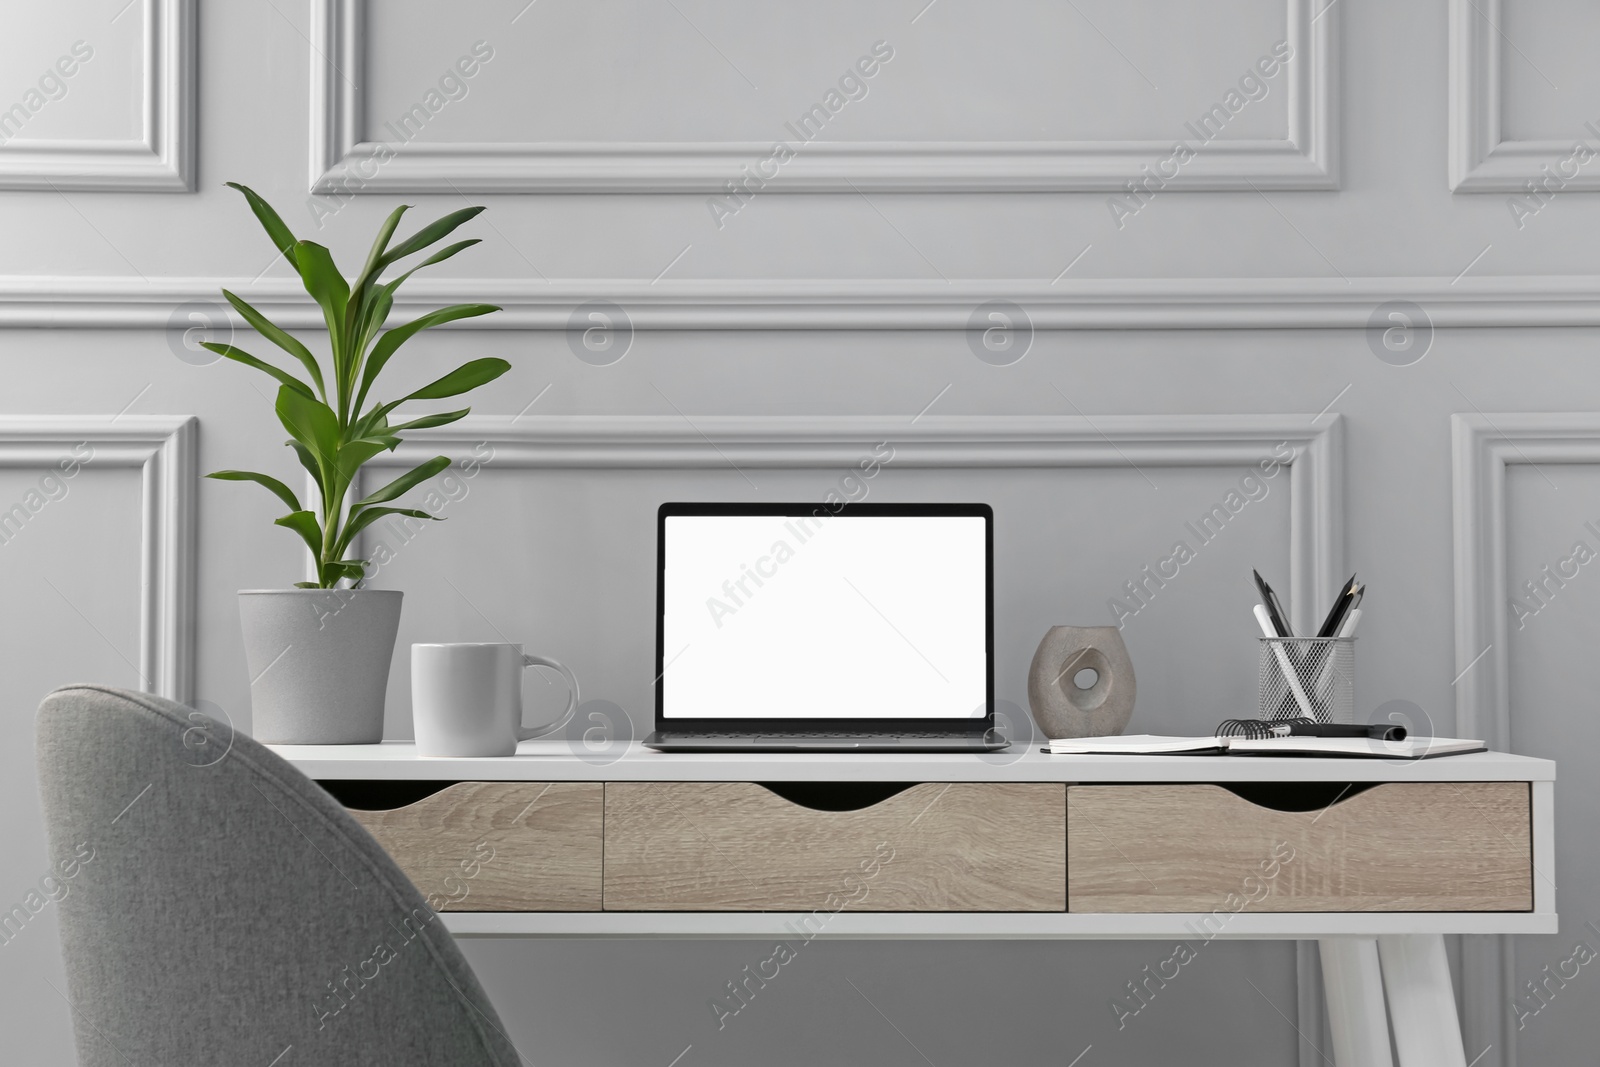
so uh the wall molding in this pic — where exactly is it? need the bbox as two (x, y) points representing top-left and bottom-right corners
(0, 0), (194, 191)
(12, 274), (1600, 330)
(328, 419), (1341, 578)
(399, 411), (1345, 630)
(333, 413), (1342, 648)
(312, 413), (1343, 644)
(309, 0), (1336, 193)
(0, 415), (196, 702)
(1449, 0), (1589, 192)
(1451, 411), (1600, 1066)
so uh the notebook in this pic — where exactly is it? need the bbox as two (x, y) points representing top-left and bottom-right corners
(1043, 733), (1486, 759)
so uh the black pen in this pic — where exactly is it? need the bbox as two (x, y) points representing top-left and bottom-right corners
(1270, 722), (1406, 741)
(1316, 575), (1361, 638)
(1252, 569), (1293, 637)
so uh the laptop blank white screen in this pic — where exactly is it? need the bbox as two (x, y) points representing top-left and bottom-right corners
(661, 512), (988, 720)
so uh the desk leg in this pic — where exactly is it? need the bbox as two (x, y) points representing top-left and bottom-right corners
(1319, 938), (1395, 1067)
(1376, 935), (1468, 1067)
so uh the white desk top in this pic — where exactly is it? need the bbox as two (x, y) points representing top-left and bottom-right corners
(269, 740), (1555, 783)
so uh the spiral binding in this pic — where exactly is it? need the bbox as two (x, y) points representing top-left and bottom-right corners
(1215, 717), (1316, 739)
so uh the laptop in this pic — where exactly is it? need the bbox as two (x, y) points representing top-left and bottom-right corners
(644, 502), (1007, 752)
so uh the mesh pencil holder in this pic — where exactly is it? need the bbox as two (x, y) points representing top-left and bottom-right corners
(1258, 637), (1354, 724)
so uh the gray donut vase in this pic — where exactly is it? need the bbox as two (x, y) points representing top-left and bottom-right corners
(1026, 625), (1136, 739)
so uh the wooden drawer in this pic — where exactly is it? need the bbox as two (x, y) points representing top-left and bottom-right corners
(1067, 782), (1532, 913)
(347, 782), (602, 911)
(603, 781), (1065, 912)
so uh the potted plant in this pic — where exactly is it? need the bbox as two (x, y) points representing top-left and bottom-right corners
(208, 182), (509, 744)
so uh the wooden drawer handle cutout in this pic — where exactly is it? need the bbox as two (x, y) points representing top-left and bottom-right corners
(1219, 782), (1379, 813)
(756, 782), (917, 812)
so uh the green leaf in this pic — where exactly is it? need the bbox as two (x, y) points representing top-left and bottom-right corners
(352, 283), (395, 367)
(334, 438), (394, 489)
(323, 560), (369, 586)
(386, 408), (469, 434)
(352, 455), (451, 509)
(386, 239), (481, 294)
(335, 506), (433, 555)
(274, 386), (340, 468)
(206, 469), (302, 512)
(292, 241), (350, 335)
(291, 241), (352, 401)
(413, 237), (481, 270)
(349, 406), (390, 442)
(347, 205), (412, 371)
(403, 357), (512, 402)
(379, 206), (485, 270)
(361, 241), (486, 347)
(367, 283), (395, 331)
(288, 440), (322, 494)
(220, 289), (325, 398)
(225, 183), (299, 268)
(202, 342), (315, 399)
(273, 510), (324, 559)
(359, 240), (486, 344)
(345, 506), (433, 538)
(355, 204), (410, 290)
(352, 304), (500, 416)
(293, 581), (320, 589)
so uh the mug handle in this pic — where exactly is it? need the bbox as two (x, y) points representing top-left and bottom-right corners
(517, 654), (580, 740)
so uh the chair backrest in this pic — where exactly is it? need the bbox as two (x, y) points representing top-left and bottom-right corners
(35, 684), (522, 1067)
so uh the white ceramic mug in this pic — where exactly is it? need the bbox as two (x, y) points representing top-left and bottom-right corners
(412, 643), (579, 757)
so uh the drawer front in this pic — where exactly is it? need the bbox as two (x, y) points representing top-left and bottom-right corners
(603, 782), (1065, 912)
(350, 782), (602, 911)
(1067, 782), (1532, 913)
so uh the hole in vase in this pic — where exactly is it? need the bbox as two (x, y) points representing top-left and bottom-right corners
(1058, 646), (1111, 711)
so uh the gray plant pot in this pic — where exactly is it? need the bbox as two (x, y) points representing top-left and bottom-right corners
(238, 589), (403, 744)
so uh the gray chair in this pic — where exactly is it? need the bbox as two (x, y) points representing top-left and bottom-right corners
(35, 684), (522, 1066)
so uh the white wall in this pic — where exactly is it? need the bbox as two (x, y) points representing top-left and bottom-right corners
(1, 1), (1597, 1063)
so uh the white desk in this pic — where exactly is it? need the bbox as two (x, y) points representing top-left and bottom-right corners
(273, 742), (1556, 1067)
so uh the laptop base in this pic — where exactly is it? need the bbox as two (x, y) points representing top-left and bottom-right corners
(643, 731), (1009, 752)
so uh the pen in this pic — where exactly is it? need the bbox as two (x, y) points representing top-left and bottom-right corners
(1252, 569), (1293, 637)
(1337, 607), (1362, 638)
(1264, 722), (1406, 741)
(1255, 604), (1317, 719)
(1316, 575), (1360, 638)
(1306, 604), (1364, 705)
